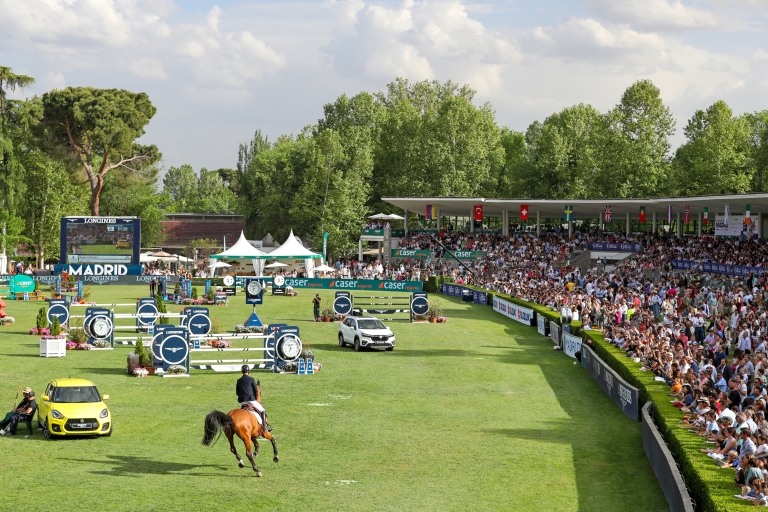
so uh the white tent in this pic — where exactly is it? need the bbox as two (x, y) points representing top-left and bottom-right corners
(210, 231), (268, 275)
(140, 252), (158, 263)
(209, 261), (231, 269)
(313, 264), (335, 273)
(261, 230), (321, 276)
(264, 261), (288, 268)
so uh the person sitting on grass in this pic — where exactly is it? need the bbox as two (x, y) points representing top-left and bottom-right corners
(0, 388), (36, 436)
(709, 428), (738, 460)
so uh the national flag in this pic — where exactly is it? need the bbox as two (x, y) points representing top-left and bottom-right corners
(564, 205), (573, 222)
(703, 207), (708, 225)
(745, 204), (751, 225)
(603, 205), (612, 223)
(684, 205), (690, 224)
(520, 204), (529, 221)
(724, 204), (730, 227)
(639, 206), (646, 223)
(425, 204), (435, 220)
(667, 205), (672, 223)
(473, 204), (483, 221)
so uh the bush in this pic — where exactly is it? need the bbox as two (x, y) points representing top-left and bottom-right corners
(36, 307), (47, 329)
(210, 317), (222, 334)
(51, 317), (61, 336)
(156, 293), (168, 323)
(192, 287), (199, 300)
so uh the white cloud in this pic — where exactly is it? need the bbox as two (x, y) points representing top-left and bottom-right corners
(582, 0), (718, 32)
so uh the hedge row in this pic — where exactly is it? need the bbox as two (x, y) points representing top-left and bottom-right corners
(442, 283), (747, 512)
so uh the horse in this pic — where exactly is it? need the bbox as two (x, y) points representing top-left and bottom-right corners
(201, 380), (278, 477)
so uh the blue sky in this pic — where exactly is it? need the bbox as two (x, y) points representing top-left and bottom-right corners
(1, 0), (767, 174)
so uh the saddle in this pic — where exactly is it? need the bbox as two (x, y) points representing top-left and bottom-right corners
(240, 403), (258, 413)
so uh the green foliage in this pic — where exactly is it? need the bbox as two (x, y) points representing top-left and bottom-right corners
(50, 316), (61, 336)
(191, 286), (198, 300)
(163, 164), (240, 214)
(33, 279), (39, 292)
(156, 293), (168, 323)
(36, 307), (46, 329)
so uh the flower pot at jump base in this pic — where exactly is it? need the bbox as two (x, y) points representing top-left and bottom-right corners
(428, 317), (437, 323)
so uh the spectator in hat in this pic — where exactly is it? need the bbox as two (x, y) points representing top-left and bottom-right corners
(0, 387), (36, 436)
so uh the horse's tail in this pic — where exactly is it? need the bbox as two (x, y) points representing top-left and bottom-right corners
(202, 410), (233, 446)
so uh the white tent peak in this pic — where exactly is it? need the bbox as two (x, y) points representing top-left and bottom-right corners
(267, 230), (321, 259)
(210, 231), (267, 259)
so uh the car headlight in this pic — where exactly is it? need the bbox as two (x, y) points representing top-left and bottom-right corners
(99, 408), (109, 419)
(51, 410), (63, 420)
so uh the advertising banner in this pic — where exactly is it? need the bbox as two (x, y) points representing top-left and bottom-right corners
(440, 284), (487, 305)
(550, 321), (561, 347)
(671, 260), (766, 277)
(444, 250), (487, 260)
(588, 242), (642, 252)
(54, 263), (144, 276)
(562, 332), (582, 359)
(581, 344), (640, 422)
(492, 296), (535, 326)
(390, 249), (431, 259)
(282, 277), (422, 292)
(537, 315), (549, 336)
(31, 274), (181, 286)
(715, 214), (758, 238)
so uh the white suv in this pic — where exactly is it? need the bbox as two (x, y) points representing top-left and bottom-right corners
(338, 316), (396, 352)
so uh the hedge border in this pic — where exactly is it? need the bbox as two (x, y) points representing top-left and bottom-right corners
(442, 281), (749, 512)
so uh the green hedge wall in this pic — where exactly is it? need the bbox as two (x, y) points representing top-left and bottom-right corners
(442, 284), (748, 512)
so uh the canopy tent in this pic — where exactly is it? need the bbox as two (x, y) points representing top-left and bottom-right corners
(369, 213), (405, 221)
(313, 264), (335, 273)
(158, 254), (194, 263)
(264, 261), (289, 268)
(149, 250), (173, 258)
(140, 252), (158, 263)
(261, 231), (321, 260)
(210, 231), (268, 275)
(209, 261), (231, 269)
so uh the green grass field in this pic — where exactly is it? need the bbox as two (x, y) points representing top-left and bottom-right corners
(0, 287), (668, 511)
(69, 244), (132, 255)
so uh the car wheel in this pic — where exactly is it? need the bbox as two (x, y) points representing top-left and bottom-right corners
(386, 347), (394, 351)
(43, 420), (52, 440)
(338, 333), (346, 348)
(354, 337), (361, 352)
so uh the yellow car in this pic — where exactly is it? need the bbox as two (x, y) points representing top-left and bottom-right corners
(115, 240), (130, 248)
(38, 378), (112, 438)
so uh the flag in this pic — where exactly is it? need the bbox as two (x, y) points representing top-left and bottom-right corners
(745, 204), (751, 225)
(603, 205), (612, 223)
(564, 205), (573, 222)
(425, 204), (435, 220)
(667, 205), (672, 223)
(703, 207), (708, 225)
(724, 204), (729, 227)
(639, 206), (646, 223)
(520, 204), (529, 221)
(473, 204), (483, 221)
(684, 205), (690, 224)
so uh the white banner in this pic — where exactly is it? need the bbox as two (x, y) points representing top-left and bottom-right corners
(550, 321), (561, 347)
(715, 214), (758, 238)
(537, 315), (548, 336)
(563, 332), (582, 359)
(492, 296), (535, 326)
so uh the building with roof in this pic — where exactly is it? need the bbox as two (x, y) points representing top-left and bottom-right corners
(160, 213), (245, 250)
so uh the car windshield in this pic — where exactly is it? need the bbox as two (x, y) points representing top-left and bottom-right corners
(358, 320), (386, 330)
(53, 386), (101, 403)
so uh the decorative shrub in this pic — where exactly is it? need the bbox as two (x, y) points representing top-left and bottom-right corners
(166, 365), (187, 374)
(210, 317), (223, 334)
(36, 307), (47, 329)
(93, 339), (111, 348)
(51, 317), (61, 336)
(75, 343), (91, 350)
(191, 287), (199, 300)
(65, 341), (77, 350)
(133, 367), (149, 377)
(0, 316), (15, 325)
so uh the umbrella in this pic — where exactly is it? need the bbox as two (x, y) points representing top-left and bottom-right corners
(313, 264), (336, 273)
(384, 213), (405, 220)
(265, 261), (289, 268)
(140, 252), (158, 263)
(149, 250), (173, 258)
(368, 213), (389, 220)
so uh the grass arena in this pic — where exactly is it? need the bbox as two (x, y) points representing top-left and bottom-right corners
(0, 286), (667, 511)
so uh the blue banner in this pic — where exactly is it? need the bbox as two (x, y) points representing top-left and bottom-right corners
(588, 242), (642, 252)
(54, 263), (144, 276)
(440, 283), (487, 305)
(671, 260), (766, 277)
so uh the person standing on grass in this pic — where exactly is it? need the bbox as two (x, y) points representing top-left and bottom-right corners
(150, 278), (156, 297)
(313, 293), (321, 319)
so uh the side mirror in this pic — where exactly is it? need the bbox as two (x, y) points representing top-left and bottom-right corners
(102, 395), (109, 400)
(41, 396), (49, 402)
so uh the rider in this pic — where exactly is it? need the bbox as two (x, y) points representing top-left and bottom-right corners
(236, 365), (272, 432)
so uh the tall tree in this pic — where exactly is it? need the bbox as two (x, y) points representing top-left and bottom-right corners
(0, 67), (35, 270)
(673, 100), (753, 195)
(481, 127), (527, 198)
(746, 111), (768, 193)
(599, 80), (674, 197)
(163, 164), (197, 211)
(38, 87), (159, 215)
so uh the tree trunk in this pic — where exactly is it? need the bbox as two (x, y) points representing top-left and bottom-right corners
(90, 176), (104, 216)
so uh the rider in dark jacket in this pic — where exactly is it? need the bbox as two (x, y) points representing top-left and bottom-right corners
(236, 365), (271, 431)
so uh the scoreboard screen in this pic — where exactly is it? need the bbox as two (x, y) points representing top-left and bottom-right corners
(60, 217), (141, 265)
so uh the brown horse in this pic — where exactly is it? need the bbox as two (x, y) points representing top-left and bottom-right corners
(201, 380), (278, 477)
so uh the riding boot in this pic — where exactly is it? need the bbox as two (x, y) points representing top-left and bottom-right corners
(261, 411), (272, 432)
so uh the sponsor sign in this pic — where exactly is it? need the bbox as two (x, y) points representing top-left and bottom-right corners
(440, 284), (487, 305)
(537, 315), (549, 336)
(390, 249), (431, 259)
(36, 274), (182, 285)
(411, 292), (430, 316)
(492, 296), (534, 326)
(550, 321), (561, 347)
(53, 264), (143, 276)
(47, 299), (69, 326)
(333, 291), (353, 316)
(671, 260), (766, 277)
(715, 214), (758, 238)
(562, 332), (582, 359)
(283, 278), (422, 292)
(581, 344), (640, 422)
(362, 229), (405, 237)
(588, 242), (642, 252)
(445, 250), (487, 260)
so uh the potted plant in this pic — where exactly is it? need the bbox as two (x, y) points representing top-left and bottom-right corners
(40, 316), (67, 357)
(35, 307), (47, 334)
(135, 338), (156, 375)
(321, 308), (335, 322)
(166, 365), (187, 375)
(33, 279), (40, 298)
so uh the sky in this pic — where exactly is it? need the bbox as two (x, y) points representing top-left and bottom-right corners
(1, 0), (767, 175)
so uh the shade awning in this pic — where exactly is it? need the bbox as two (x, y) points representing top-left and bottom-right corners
(259, 230), (321, 260)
